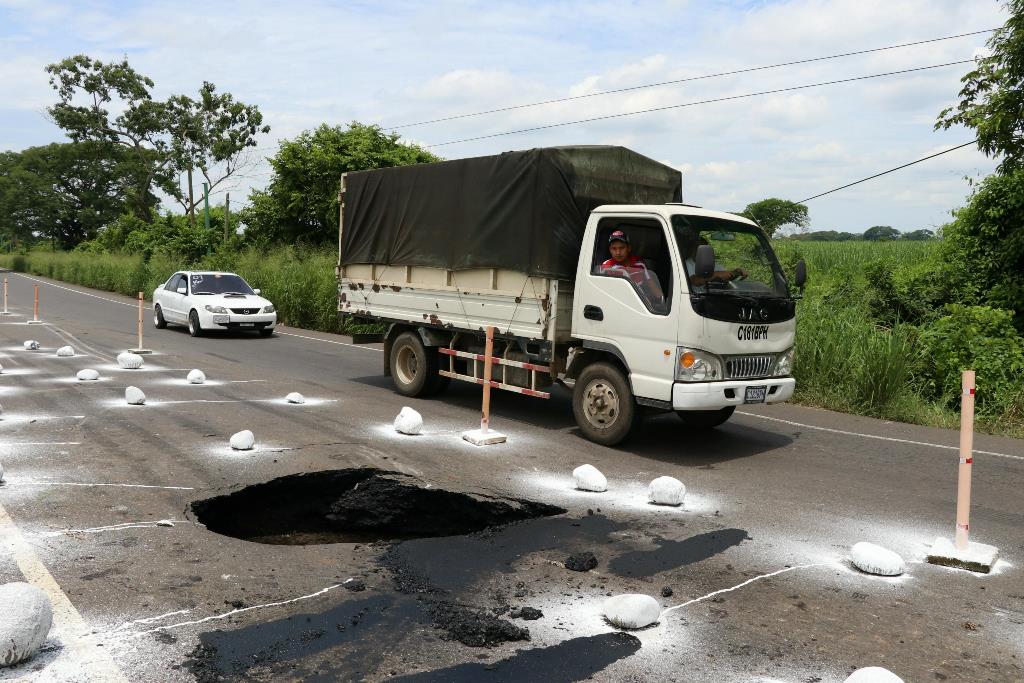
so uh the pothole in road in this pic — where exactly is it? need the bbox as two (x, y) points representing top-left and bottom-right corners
(191, 468), (566, 545)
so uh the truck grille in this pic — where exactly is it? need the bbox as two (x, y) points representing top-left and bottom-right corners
(230, 308), (260, 315)
(725, 355), (773, 379)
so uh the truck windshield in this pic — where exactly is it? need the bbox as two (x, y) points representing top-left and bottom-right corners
(671, 214), (789, 298)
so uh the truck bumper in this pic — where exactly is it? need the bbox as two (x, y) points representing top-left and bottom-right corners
(672, 377), (795, 410)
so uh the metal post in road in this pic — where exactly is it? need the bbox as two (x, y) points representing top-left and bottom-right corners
(130, 291), (153, 354)
(27, 284), (42, 324)
(1, 276), (10, 316)
(955, 369), (975, 551)
(462, 325), (507, 446)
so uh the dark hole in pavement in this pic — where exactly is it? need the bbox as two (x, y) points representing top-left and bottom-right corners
(190, 468), (566, 545)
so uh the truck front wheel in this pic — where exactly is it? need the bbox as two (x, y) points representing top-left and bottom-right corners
(389, 331), (445, 397)
(676, 406), (735, 429)
(573, 362), (640, 446)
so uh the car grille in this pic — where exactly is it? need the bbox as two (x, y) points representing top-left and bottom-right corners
(230, 308), (261, 315)
(725, 355), (773, 379)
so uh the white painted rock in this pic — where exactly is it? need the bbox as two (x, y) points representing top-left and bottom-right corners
(648, 476), (686, 506)
(125, 386), (146, 405)
(851, 542), (904, 576)
(55, 345), (75, 357)
(117, 352), (144, 369)
(393, 406), (423, 435)
(0, 582), (53, 666)
(0, 461), (4, 483)
(187, 369), (206, 384)
(76, 369), (100, 381)
(0, 363), (4, 374)
(602, 593), (660, 629)
(230, 430), (255, 450)
(572, 464), (607, 492)
(23, 340), (39, 351)
(285, 392), (305, 404)
(844, 667), (905, 683)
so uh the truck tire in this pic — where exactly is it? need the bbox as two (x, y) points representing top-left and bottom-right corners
(572, 362), (640, 446)
(676, 406), (735, 429)
(389, 331), (444, 397)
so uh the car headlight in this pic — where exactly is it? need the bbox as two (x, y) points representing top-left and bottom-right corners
(676, 347), (723, 382)
(204, 305), (228, 314)
(262, 305), (275, 314)
(774, 347), (795, 376)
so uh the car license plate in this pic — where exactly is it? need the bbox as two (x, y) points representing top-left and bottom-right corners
(213, 315), (229, 324)
(744, 386), (767, 404)
(239, 322), (254, 327)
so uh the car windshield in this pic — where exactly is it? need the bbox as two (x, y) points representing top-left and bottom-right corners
(671, 214), (789, 298)
(189, 273), (255, 295)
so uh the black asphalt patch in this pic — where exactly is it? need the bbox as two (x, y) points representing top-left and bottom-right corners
(608, 528), (751, 577)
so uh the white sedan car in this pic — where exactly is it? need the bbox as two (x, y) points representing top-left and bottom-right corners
(153, 271), (277, 337)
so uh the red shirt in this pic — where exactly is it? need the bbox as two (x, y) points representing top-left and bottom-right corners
(601, 255), (651, 285)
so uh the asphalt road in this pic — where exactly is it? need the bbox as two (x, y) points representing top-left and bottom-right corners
(0, 271), (1022, 683)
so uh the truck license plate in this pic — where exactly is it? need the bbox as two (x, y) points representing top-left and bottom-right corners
(744, 386), (767, 404)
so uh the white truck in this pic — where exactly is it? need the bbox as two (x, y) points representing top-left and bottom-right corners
(338, 146), (805, 445)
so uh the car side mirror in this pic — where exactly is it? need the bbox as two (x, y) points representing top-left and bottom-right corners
(253, 288), (261, 295)
(695, 244), (715, 278)
(794, 259), (807, 288)
(176, 286), (187, 295)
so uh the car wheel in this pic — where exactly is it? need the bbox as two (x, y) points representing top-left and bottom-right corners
(188, 310), (203, 337)
(675, 406), (735, 429)
(389, 331), (443, 397)
(153, 304), (167, 329)
(258, 328), (274, 337)
(572, 361), (641, 446)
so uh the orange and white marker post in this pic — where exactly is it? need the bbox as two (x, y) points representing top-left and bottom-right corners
(27, 284), (42, 324)
(462, 325), (508, 446)
(927, 369), (999, 572)
(129, 291), (152, 354)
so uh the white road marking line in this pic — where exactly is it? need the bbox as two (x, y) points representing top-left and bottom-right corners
(0, 502), (130, 682)
(276, 330), (382, 351)
(1, 441), (82, 446)
(8, 479), (195, 491)
(738, 411), (1024, 461)
(37, 519), (181, 537)
(12, 273), (143, 310)
(108, 582), (345, 640)
(660, 562), (833, 618)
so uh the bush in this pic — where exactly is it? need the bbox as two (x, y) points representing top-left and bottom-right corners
(918, 305), (1024, 414)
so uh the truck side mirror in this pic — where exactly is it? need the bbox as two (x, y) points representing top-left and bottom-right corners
(794, 259), (807, 288)
(695, 244), (715, 278)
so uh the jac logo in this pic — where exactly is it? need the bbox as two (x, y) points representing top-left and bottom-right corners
(738, 307), (769, 321)
(737, 325), (769, 341)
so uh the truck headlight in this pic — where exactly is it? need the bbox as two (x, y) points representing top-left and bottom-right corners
(774, 347), (795, 376)
(262, 305), (275, 313)
(204, 305), (228, 314)
(676, 348), (723, 382)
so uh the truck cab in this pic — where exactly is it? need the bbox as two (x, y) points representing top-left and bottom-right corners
(567, 204), (800, 444)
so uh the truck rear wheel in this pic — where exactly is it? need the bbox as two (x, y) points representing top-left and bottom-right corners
(675, 406), (735, 429)
(573, 362), (640, 446)
(389, 331), (445, 397)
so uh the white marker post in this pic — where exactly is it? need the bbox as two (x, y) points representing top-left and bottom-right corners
(26, 285), (42, 324)
(462, 325), (507, 446)
(1, 276), (10, 315)
(129, 292), (152, 354)
(927, 370), (999, 572)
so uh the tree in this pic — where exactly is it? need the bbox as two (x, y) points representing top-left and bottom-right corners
(739, 198), (809, 237)
(46, 55), (268, 222)
(937, 1), (1024, 171)
(902, 228), (936, 241)
(863, 225), (901, 241)
(242, 123), (440, 244)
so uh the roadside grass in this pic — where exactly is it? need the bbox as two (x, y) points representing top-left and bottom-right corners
(1, 241), (1020, 438)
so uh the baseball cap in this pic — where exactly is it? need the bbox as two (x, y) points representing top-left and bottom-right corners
(608, 230), (629, 244)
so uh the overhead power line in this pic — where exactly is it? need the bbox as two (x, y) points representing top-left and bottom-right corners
(797, 140), (979, 202)
(426, 60), (973, 148)
(388, 29), (995, 130)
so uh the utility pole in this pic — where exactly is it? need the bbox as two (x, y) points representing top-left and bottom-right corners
(203, 182), (210, 230)
(187, 166), (196, 228)
(224, 193), (230, 243)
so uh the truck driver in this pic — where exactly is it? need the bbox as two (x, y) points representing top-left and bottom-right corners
(600, 229), (666, 306)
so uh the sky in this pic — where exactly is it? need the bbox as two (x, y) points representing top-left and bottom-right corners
(0, 0), (1009, 233)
